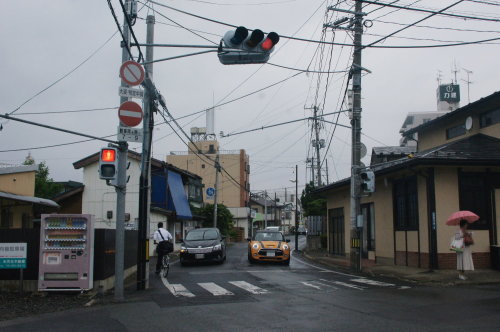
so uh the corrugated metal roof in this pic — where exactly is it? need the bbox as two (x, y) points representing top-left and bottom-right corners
(0, 164), (38, 175)
(0, 191), (60, 208)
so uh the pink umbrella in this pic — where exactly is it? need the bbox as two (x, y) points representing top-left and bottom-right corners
(446, 210), (479, 226)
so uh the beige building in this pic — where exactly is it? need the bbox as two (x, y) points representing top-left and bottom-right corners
(315, 91), (500, 269)
(168, 139), (251, 237)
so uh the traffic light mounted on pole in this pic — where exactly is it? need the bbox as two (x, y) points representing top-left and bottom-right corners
(99, 147), (119, 182)
(218, 26), (279, 65)
(360, 169), (375, 193)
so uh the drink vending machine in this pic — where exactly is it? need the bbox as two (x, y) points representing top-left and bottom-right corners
(38, 214), (94, 291)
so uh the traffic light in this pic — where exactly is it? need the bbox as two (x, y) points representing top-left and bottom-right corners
(99, 148), (118, 181)
(360, 169), (375, 193)
(218, 26), (280, 65)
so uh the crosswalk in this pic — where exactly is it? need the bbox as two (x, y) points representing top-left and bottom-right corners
(160, 275), (409, 298)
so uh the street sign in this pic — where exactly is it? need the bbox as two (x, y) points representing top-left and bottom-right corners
(118, 126), (143, 142)
(119, 87), (144, 99)
(120, 60), (145, 86)
(0, 243), (27, 269)
(118, 101), (143, 127)
(206, 187), (215, 200)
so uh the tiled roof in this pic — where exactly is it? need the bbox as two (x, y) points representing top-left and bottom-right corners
(372, 146), (416, 156)
(315, 134), (500, 193)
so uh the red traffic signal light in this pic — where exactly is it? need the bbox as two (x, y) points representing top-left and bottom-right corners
(101, 149), (116, 162)
(261, 32), (279, 51)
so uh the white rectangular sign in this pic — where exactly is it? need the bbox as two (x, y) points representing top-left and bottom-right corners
(0, 243), (27, 269)
(119, 87), (144, 99)
(118, 126), (143, 143)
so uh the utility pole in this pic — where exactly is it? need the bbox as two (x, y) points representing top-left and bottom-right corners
(137, 14), (154, 291)
(213, 153), (220, 228)
(274, 192), (278, 226)
(462, 68), (473, 104)
(305, 106), (322, 187)
(114, 0), (132, 301)
(294, 165), (299, 252)
(350, 0), (364, 272)
(325, 159), (329, 185)
(264, 190), (268, 229)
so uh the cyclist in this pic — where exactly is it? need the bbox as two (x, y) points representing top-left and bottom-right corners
(153, 222), (173, 274)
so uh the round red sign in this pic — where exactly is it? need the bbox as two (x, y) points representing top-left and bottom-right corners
(120, 60), (145, 86)
(118, 101), (143, 127)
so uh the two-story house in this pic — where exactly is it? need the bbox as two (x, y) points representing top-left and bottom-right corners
(315, 91), (500, 269)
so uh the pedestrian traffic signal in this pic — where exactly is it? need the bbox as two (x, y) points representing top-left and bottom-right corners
(99, 148), (118, 181)
(218, 26), (280, 65)
(360, 169), (375, 193)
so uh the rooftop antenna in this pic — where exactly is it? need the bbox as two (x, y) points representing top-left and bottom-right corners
(461, 67), (473, 104)
(451, 60), (459, 84)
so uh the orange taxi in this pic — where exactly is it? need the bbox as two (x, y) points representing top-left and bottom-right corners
(247, 230), (291, 265)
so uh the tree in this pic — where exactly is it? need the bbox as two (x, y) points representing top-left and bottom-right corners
(300, 182), (326, 217)
(23, 156), (63, 199)
(194, 203), (234, 236)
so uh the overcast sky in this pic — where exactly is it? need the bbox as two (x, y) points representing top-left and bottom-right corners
(1, 0), (500, 196)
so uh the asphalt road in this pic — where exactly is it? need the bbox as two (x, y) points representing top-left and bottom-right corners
(2, 236), (500, 332)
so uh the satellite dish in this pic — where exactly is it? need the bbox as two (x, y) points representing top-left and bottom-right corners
(360, 143), (367, 159)
(465, 116), (473, 131)
(359, 162), (366, 169)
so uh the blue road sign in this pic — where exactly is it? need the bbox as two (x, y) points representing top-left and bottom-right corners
(206, 187), (215, 198)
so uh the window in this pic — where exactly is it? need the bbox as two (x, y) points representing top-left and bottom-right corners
(459, 173), (490, 230)
(393, 176), (418, 230)
(446, 123), (466, 139)
(201, 164), (205, 169)
(480, 108), (500, 128)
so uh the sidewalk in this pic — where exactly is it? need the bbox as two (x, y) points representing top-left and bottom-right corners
(302, 250), (500, 286)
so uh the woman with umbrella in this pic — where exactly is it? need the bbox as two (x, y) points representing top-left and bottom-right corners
(447, 211), (478, 280)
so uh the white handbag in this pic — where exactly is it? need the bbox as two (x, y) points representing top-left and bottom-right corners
(450, 237), (464, 253)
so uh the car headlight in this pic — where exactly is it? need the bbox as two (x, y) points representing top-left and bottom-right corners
(252, 243), (259, 249)
(282, 244), (289, 250)
(213, 244), (222, 251)
(180, 246), (187, 253)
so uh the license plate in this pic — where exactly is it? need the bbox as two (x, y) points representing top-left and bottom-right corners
(195, 254), (204, 259)
(267, 251), (275, 257)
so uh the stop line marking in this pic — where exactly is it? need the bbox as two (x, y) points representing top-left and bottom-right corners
(229, 281), (269, 295)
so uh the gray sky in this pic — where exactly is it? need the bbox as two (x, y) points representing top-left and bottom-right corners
(1, 0), (500, 196)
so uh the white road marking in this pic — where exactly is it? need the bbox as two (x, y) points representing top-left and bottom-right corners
(350, 278), (395, 287)
(399, 286), (411, 290)
(160, 274), (195, 297)
(301, 281), (321, 290)
(198, 282), (234, 296)
(229, 281), (269, 295)
(292, 256), (360, 278)
(319, 279), (366, 290)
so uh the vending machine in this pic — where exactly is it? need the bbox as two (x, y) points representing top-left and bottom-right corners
(38, 214), (94, 291)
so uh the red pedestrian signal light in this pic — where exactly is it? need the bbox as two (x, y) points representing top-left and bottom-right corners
(101, 149), (116, 162)
(99, 147), (118, 181)
(218, 27), (279, 65)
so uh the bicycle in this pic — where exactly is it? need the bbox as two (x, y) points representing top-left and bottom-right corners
(161, 254), (170, 278)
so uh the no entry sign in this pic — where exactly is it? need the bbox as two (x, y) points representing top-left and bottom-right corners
(120, 60), (145, 86)
(119, 101), (143, 127)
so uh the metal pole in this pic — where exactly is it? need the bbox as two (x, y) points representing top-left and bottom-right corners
(350, 0), (363, 273)
(137, 14), (155, 291)
(213, 153), (219, 228)
(295, 165), (299, 252)
(114, 141), (128, 301)
(326, 159), (329, 185)
(114, 0), (132, 301)
(314, 106), (322, 187)
(264, 190), (268, 229)
(274, 192), (278, 226)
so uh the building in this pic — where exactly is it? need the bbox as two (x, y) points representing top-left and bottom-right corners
(167, 135), (251, 237)
(399, 83), (460, 147)
(73, 150), (203, 252)
(315, 91), (500, 269)
(0, 164), (59, 229)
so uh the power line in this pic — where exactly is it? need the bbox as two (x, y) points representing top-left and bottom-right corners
(361, 0), (500, 23)
(15, 107), (118, 116)
(373, 18), (500, 34)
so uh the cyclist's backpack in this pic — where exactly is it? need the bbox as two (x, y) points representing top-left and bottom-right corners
(156, 230), (173, 254)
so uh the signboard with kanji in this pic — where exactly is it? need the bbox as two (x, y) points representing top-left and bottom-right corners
(0, 243), (27, 269)
(439, 84), (460, 103)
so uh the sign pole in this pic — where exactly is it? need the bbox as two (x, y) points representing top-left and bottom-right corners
(114, 0), (132, 302)
(19, 268), (23, 293)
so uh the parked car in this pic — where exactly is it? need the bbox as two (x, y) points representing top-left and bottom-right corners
(296, 226), (307, 235)
(179, 228), (226, 265)
(247, 230), (291, 265)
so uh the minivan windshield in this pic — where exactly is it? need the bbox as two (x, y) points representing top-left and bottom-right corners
(254, 232), (285, 242)
(185, 229), (219, 241)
